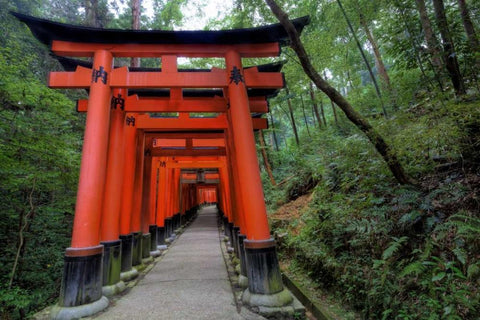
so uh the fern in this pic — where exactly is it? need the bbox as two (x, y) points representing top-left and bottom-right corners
(449, 213), (480, 237)
(452, 248), (467, 265)
(400, 261), (426, 278)
(382, 236), (409, 260)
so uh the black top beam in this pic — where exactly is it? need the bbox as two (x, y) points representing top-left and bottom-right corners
(11, 12), (309, 46)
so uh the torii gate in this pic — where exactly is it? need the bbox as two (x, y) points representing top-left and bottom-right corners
(12, 12), (310, 319)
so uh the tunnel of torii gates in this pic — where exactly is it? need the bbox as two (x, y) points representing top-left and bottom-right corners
(13, 11), (309, 318)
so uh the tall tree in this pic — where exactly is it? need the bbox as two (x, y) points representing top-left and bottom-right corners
(84, 0), (110, 27)
(358, 12), (391, 91)
(258, 130), (277, 186)
(457, 0), (479, 73)
(131, 0), (141, 68)
(268, 113), (280, 151)
(300, 94), (312, 137)
(457, 0), (479, 52)
(414, 0), (444, 75)
(432, 0), (466, 96)
(309, 82), (326, 127)
(336, 0), (387, 117)
(265, 0), (414, 185)
(285, 87), (300, 145)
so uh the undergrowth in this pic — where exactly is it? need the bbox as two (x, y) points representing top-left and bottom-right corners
(264, 94), (480, 319)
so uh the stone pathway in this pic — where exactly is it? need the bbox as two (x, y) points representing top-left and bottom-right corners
(92, 206), (265, 320)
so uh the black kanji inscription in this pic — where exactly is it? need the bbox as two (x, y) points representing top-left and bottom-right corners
(229, 66), (244, 85)
(111, 94), (125, 110)
(126, 116), (135, 126)
(92, 66), (108, 84)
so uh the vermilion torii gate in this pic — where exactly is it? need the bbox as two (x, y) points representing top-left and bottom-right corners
(12, 12), (309, 319)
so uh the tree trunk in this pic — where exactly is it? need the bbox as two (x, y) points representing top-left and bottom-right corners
(336, 0), (387, 118)
(131, 0), (141, 68)
(457, 0), (479, 52)
(269, 113), (280, 151)
(324, 71), (339, 124)
(9, 181), (36, 288)
(457, 0), (480, 75)
(319, 97), (327, 126)
(415, 0), (444, 74)
(265, 0), (415, 185)
(85, 0), (101, 27)
(309, 82), (324, 128)
(258, 130), (277, 186)
(300, 95), (311, 137)
(394, 0), (439, 91)
(359, 14), (391, 90)
(432, 0), (466, 96)
(285, 87), (300, 146)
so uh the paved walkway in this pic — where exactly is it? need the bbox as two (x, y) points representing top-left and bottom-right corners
(93, 206), (264, 320)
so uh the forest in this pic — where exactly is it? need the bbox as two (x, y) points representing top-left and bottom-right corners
(0, 0), (479, 319)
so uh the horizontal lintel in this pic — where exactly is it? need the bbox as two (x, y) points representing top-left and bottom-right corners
(150, 148), (226, 157)
(49, 66), (283, 90)
(76, 95), (268, 113)
(51, 41), (280, 58)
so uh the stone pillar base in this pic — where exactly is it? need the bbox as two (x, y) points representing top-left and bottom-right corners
(102, 280), (126, 297)
(238, 274), (249, 288)
(59, 245), (103, 307)
(120, 268), (138, 282)
(242, 288), (300, 318)
(142, 256), (154, 265)
(242, 287), (292, 307)
(150, 249), (162, 257)
(51, 296), (109, 320)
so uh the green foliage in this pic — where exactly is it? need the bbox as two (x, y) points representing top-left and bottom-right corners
(0, 8), (82, 318)
(265, 88), (480, 318)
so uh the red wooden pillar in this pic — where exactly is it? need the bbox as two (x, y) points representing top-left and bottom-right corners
(99, 88), (127, 295)
(172, 168), (181, 230)
(148, 159), (160, 253)
(164, 164), (174, 239)
(224, 124), (247, 269)
(140, 137), (155, 260)
(156, 158), (167, 247)
(131, 130), (145, 266)
(225, 50), (287, 299)
(60, 50), (112, 309)
(118, 112), (139, 280)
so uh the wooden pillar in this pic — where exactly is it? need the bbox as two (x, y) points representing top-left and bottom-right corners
(156, 158), (167, 247)
(148, 158), (159, 252)
(164, 165), (174, 239)
(225, 50), (287, 299)
(118, 112), (139, 279)
(140, 136), (154, 260)
(60, 50), (112, 309)
(131, 131), (145, 266)
(100, 88), (127, 295)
